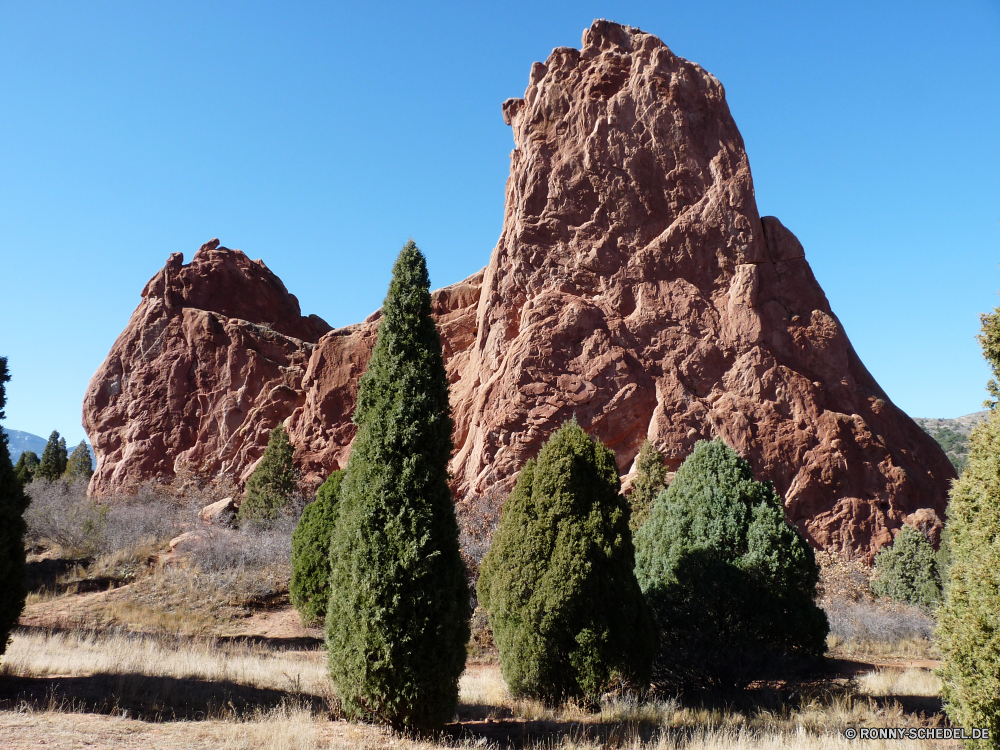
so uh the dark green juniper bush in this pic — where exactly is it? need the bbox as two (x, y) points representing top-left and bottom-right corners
(64, 440), (94, 481)
(870, 524), (941, 607)
(634, 439), (828, 694)
(237, 425), (297, 525)
(628, 439), (668, 532)
(0, 358), (30, 659)
(325, 241), (469, 731)
(290, 470), (342, 626)
(37, 430), (67, 481)
(478, 420), (656, 706)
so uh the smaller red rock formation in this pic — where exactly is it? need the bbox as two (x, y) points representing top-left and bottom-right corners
(83, 240), (330, 493)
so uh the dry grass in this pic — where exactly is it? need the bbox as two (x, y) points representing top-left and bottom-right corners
(1, 628), (330, 698)
(856, 668), (942, 698)
(0, 627), (951, 749)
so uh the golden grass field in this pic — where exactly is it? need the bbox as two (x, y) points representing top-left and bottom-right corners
(4, 485), (955, 749)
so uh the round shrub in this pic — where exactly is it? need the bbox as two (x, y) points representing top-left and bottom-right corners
(290, 470), (343, 626)
(870, 524), (941, 607)
(325, 242), (469, 731)
(477, 420), (656, 706)
(634, 439), (828, 693)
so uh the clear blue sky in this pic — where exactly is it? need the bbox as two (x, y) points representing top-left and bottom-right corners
(1, 1), (998, 447)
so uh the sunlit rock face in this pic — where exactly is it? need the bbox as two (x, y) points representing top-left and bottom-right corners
(84, 21), (953, 557)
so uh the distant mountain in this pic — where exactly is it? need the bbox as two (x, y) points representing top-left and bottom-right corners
(2, 429), (95, 466)
(913, 411), (990, 474)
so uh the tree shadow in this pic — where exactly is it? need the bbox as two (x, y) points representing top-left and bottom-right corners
(0, 672), (328, 721)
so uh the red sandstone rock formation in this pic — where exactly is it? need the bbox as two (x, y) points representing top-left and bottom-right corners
(83, 21), (953, 556)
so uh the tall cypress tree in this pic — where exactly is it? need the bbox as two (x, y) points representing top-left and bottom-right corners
(64, 441), (94, 481)
(0, 358), (30, 659)
(325, 241), (469, 730)
(37, 431), (67, 481)
(13, 451), (39, 486)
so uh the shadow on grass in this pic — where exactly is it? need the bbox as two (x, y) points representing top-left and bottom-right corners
(0, 673), (329, 721)
(16, 624), (325, 654)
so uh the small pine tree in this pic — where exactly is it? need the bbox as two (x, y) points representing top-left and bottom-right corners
(37, 431), (68, 481)
(477, 421), (657, 705)
(936, 408), (1000, 746)
(0, 358), (30, 660)
(237, 425), (297, 524)
(13, 451), (39, 486)
(325, 241), (470, 730)
(64, 441), (94, 481)
(629, 440), (667, 531)
(634, 439), (828, 693)
(870, 524), (941, 607)
(291, 470), (343, 625)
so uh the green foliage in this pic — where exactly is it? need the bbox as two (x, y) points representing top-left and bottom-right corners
(0, 358), (30, 660)
(237, 425), (297, 524)
(936, 408), (1000, 747)
(290, 470), (343, 626)
(979, 307), (1000, 409)
(629, 440), (667, 531)
(477, 421), (656, 705)
(325, 242), (470, 731)
(64, 441), (94, 481)
(13, 450), (39, 486)
(870, 525), (941, 607)
(634, 439), (828, 693)
(37, 431), (67, 481)
(926, 425), (971, 473)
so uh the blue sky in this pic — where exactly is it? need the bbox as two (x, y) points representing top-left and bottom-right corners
(1, 1), (998, 447)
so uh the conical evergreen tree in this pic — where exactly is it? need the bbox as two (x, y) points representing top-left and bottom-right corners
(0, 358), (30, 659)
(325, 241), (469, 730)
(291, 470), (343, 625)
(64, 441), (94, 481)
(937, 330), (1000, 745)
(237, 425), (297, 524)
(634, 439), (828, 693)
(13, 451), (39, 486)
(37, 431), (67, 481)
(870, 524), (941, 607)
(477, 420), (657, 705)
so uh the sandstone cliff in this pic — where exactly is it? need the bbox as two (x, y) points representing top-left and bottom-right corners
(83, 21), (953, 555)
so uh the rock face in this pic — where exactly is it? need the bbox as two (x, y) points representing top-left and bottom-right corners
(83, 21), (954, 556)
(83, 240), (482, 495)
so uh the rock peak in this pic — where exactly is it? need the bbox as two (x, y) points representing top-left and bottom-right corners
(84, 24), (953, 558)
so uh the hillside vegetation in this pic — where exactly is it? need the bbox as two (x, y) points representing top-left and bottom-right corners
(913, 411), (988, 473)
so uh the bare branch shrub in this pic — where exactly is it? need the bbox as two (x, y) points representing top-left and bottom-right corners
(456, 481), (506, 590)
(823, 598), (935, 643)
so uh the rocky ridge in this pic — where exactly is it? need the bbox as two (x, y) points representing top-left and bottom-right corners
(82, 21), (954, 556)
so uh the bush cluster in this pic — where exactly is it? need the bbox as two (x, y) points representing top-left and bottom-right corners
(634, 439), (828, 693)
